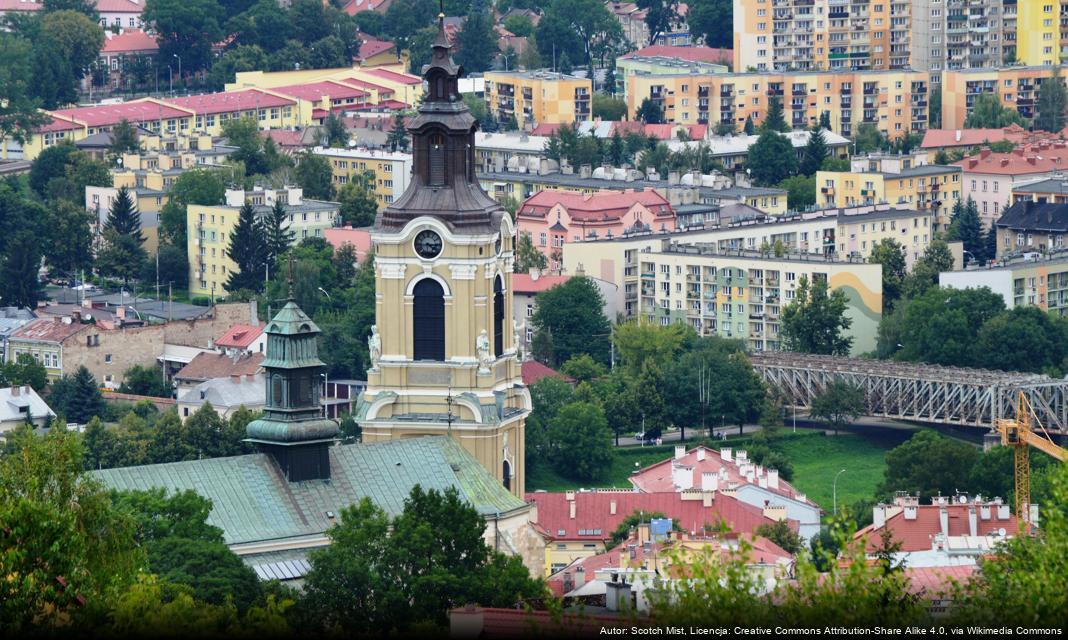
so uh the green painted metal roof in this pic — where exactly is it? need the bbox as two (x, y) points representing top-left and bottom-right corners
(93, 436), (526, 547)
(264, 300), (320, 336)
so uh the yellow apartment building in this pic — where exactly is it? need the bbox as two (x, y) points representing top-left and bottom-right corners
(625, 69), (930, 140)
(483, 71), (592, 129)
(733, 0), (911, 73)
(228, 64), (423, 110)
(816, 152), (962, 230)
(187, 187), (340, 298)
(311, 147), (413, 207)
(1015, 2), (1062, 66)
(941, 66), (1066, 130)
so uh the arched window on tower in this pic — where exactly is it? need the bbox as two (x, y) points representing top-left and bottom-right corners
(493, 275), (504, 356)
(413, 278), (445, 361)
(502, 459), (512, 491)
(429, 133), (445, 186)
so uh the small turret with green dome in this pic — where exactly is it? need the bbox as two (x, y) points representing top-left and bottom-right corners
(246, 267), (338, 481)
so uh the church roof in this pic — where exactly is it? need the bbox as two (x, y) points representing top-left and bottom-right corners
(264, 300), (319, 337)
(93, 436), (527, 547)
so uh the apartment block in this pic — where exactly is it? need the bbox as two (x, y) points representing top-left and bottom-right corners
(911, 0), (1014, 83)
(733, 0), (911, 73)
(624, 69), (929, 139)
(816, 151), (962, 228)
(1016, 1), (1061, 66)
(483, 71), (592, 130)
(940, 252), (1068, 314)
(187, 188), (340, 298)
(564, 238), (882, 355)
(616, 45), (729, 100)
(941, 66), (1066, 130)
(312, 146), (412, 207)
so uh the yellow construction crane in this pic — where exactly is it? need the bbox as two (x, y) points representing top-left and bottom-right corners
(996, 391), (1068, 533)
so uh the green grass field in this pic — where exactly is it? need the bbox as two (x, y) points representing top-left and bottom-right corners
(526, 429), (913, 512)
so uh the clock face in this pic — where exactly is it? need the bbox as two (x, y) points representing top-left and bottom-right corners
(414, 230), (443, 259)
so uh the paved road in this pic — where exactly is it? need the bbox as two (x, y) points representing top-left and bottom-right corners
(615, 415), (927, 448)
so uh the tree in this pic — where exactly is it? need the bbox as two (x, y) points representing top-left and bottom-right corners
(336, 178), (379, 228)
(888, 285), (1005, 367)
(222, 117), (288, 177)
(43, 0), (98, 18)
(964, 92), (1026, 129)
(633, 360), (667, 438)
(687, 0), (730, 48)
(148, 243), (190, 289)
(755, 519), (804, 555)
(294, 152), (334, 200)
(108, 119), (141, 158)
(526, 375), (574, 470)
(455, 12), (497, 73)
(39, 10), (105, 81)
(386, 113), (409, 152)
(809, 380), (864, 436)
(559, 353), (606, 383)
(664, 338), (766, 438)
(868, 238), (907, 311)
(28, 142), (77, 197)
(747, 131), (798, 186)
(0, 230), (43, 308)
(778, 174), (815, 210)
(975, 306), (1068, 375)
(301, 487), (543, 633)
(518, 33), (542, 70)
(0, 35), (48, 143)
(877, 430), (979, 500)
(207, 44), (268, 88)
(601, 372), (643, 446)
(118, 364), (172, 398)
(537, 0), (619, 71)
(97, 229), (147, 286)
(608, 510), (670, 548)
(612, 321), (689, 376)
(144, 0), (225, 73)
(592, 94), (628, 121)
(852, 123), (887, 154)
(945, 198), (984, 263)
(49, 366), (106, 423)
(780, 276), (853, 355)
(901, 239), (954, 300)
(1035, 68), (1068, 133)
(743, 115), (755, 135)
(761, 96), (790, 133)
(160, 169), (226, 247)
(503, 14), (534, 37)
(0, 428), (142, 632)
(263, 199), (296, 265)
(638, 0), (679, 46)
(637, 98), (664, 124)
(225, 202), (267, 293)
(530, 276), (612, 366)
(0, 353), (49, 391)
(514, 233), (547, 274)
(104, 186), (143, 240)
(547, 402), (615, 481)
(800, 124), (828, 176)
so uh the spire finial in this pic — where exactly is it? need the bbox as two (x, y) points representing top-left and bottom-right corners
(286, 254), (295, 301)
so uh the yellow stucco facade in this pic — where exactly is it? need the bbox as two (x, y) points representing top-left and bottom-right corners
(483, 71), (592, 129)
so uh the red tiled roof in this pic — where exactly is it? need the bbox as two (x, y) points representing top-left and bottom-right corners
(214, 324), (263, 349)
(518, 188), (674, 222)
(262, 129), (305, 147)
(358, 39), (394, 61)
(621, 44), (732, 65)
(38, 113), (82, 134)
(349, 99), (409, 111)
(903, 565), (977, 596)
(174, 352), (264, 383)
(9, 318), (89, 343)
(0, 0), (42, 10)
(363, 68), (422, 86)
(854, 503), (1020, 553)
(271, 81), (369, 103)
(50, 100), (190, 129)
(512, 273), (570, 294)
(920, 124), (1037, 149)
(341, 0), (393, 16)
(530, 123), (562, 136)
(955, 141), (1068, 175)
(101, 29), (158, 54)
(166, 89), (294, 116)
(526, 489), (787, 542)
(335, 77), (395, 98)
(630, 446), (815, 506)
(520, 360), (570, 386)
(641, 123), (706, 140)
(95, 0), (144, 12)
(323, 227), (373, 262)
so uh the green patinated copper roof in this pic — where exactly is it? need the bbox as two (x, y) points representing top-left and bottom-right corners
(92, 436), (526, 546)
(264, 300), (320, 337)
(245, 416), (338, 443)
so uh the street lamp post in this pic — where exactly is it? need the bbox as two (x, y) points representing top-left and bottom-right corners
(833, 469), (847, 516)
(174, 54), (181, 90)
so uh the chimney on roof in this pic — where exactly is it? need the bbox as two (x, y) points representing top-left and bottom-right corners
(569, 500), (576, 519)
(1001, 158), (1009, 167)
(767, 469), (779, 489)
(674, 445), (685, 460)
(610, 499), (617, 515)
(231, 374), (241, 384)
(939, 505), (949, 537)
(980, 147), (991, 158)
(736, 450), (748, 464)
(904, 504), (918, 520)
(573, 567), (585, 589)
(873, 503), (887, 529)
(997, 503), (1010, 520)
(10, 386), (19, 397)
(720, 447), (732, 462)
(955, 130), (962, 142)
(701, 471), (718, 492)
(696, 448), (706, 462)
(1029, 504), (1040, 526)
(672, 463), (693, 490)
(968, 505), (978, 537)
(980, 503), (991, 520)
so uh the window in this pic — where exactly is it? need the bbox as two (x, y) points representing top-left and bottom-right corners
(413, 279), (445, 361)
(429, 133), (445, 185)
(493, 276), (504, 357)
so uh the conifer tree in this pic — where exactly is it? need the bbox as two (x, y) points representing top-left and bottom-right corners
(104, 186), (142, 243)
(800, 123), (828, 176)
(743, 115), (755, 135)
(761, 96), (790, 133)
(225, 202), (267, 293)
(263, 199), (294, 267)
(387, 114), (409, 152)
(1035, 67), (1067, 133)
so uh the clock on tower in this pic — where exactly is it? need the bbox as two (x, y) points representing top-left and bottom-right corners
(354, 11), (530, 497)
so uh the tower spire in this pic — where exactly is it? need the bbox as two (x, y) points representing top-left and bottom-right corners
(286, 254), (295, 302)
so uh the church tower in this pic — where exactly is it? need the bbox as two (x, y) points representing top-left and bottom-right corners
(355, 13), (530, 497)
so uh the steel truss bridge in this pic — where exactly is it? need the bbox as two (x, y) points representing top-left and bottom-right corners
(750, 353), (1068, 434)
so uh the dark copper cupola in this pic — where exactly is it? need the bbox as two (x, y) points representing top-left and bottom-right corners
(375, 11), (504, 234)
